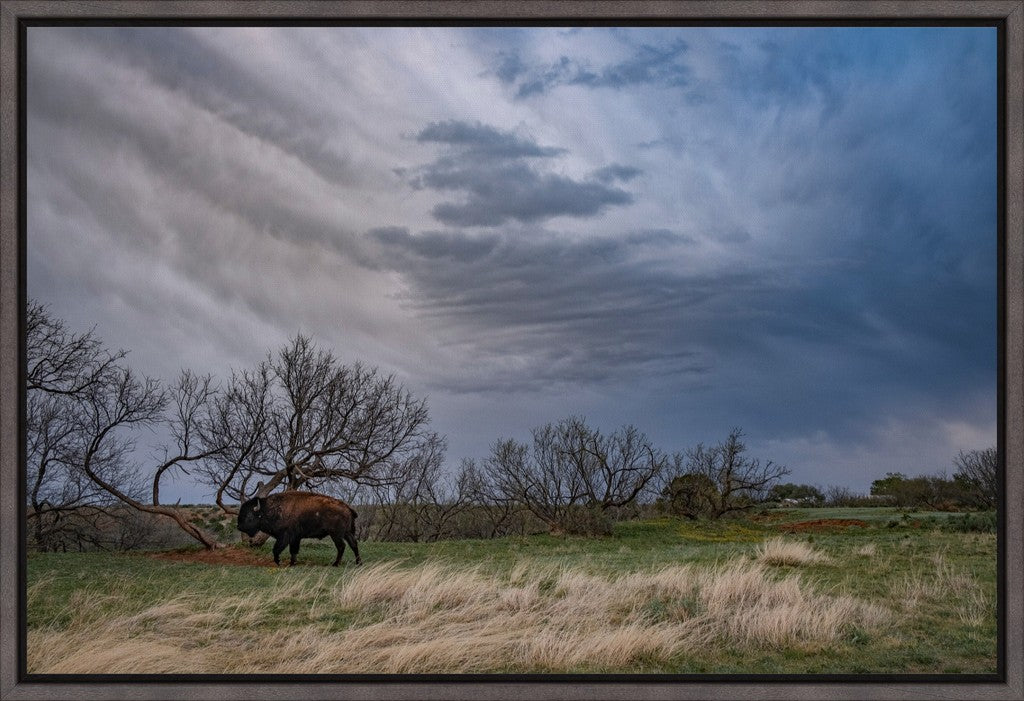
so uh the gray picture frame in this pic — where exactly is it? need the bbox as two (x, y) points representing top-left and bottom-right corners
(1, 2), (1021, 699)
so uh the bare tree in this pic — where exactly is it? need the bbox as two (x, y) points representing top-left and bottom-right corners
(681, 428), (789, 518)
(27, 391), (105, 550)
(26, 302), (149, 549)
(197, 334), (443, 517)
(26, 301), (125, 396)
(953, 447), (998, 509)
(26, 301), (126, 550)
(194, 365), (275, 516)
(822, 484), (882, 508)
(460, 458), (524, 538)
(402, 437), (472, 542)
(26, 306), (444, 550)
(574, 422), (667, 509)
(486, 427), (583, 533)
(368, 436), (474, 542)
(484, 417), (668, 534)
(27, 302), (228, 549)
(69, 365), (228, 548)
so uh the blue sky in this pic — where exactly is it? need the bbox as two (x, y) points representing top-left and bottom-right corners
(26, 26), (998, 502)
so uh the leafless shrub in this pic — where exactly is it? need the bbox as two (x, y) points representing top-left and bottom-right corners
(953, 448), (998, 509)
(681, 429), (789, 518)
(483, 417), (668, 534)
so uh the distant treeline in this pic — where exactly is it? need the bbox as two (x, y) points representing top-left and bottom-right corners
(750, 449), (997, 512)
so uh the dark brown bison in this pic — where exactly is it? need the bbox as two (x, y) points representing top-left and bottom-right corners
(237, 486), (361, 567)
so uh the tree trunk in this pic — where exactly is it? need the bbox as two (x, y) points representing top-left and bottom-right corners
(81, 456), (224, 549)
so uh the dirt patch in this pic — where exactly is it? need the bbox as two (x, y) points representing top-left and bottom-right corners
(777, 519), (870, 533)
(148, 546), (272, 567)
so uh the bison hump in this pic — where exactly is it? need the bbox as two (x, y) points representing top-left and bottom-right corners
(274, 491), (347, 510)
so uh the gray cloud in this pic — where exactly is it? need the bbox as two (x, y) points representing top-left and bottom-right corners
(427, 165), (634, 227)
(363, 225), (761, 393)
(592, 164), (643, 183)
(60, 27), (366, 187)
(407, 121), (636, 227)
(493, 50), (528, 84)
(367, 227), (498, 263)
(415, 120), (566, 159)
(26, 29), (360, 262)
(498, 39), (691, 98)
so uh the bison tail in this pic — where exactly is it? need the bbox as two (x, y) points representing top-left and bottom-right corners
(351, 508), (357, 520)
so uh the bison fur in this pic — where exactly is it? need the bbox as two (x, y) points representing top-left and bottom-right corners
(237, 490), (361, 567)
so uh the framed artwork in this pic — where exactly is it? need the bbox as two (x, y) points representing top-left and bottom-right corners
(1, 2), (1021, 700)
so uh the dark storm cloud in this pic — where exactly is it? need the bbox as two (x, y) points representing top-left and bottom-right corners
(372, 27), (997, 447)
(366, 226), (724, 391)
(592, 164), (643, 183)
(426, 164), (634, 227)
(500, 39), (691, 98)
(407, 121), (636, 227)
(415, 120), (566, 159)
(367, 227), (498, 263)
(364, 215), (990, 419)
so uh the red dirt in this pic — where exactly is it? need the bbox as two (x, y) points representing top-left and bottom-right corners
(777, 518), (870, 533)
(148, 546), (273, 567)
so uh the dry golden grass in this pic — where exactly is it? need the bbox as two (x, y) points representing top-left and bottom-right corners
(896, 551), (992, 626)
(28, 558), (887, 674)
(855, 543), (877, 557)
(755, 538), (830, 567)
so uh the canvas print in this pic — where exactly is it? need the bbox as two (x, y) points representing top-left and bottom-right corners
(24, 25), (998, 675)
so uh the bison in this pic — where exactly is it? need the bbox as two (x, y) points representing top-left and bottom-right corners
(237, 485), (361, 567)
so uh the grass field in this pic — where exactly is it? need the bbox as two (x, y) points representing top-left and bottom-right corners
(25, 508), (997, 675)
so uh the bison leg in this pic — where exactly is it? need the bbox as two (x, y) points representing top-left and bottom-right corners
(289, 538), (301, 566)
(330, 534), (346, 567)
(271, 536), (288, 566)
(344, 532), (362, 565)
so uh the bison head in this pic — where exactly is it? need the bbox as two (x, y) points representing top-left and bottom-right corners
(237, 495), (266, 536)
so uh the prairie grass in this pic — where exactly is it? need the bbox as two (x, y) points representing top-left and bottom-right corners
(855, 543), (877, 557)
(755, 538), (830, 567)
(26, 513), (997, 674)
(896, 551), (992, 626)
(28, 558), (885, 674)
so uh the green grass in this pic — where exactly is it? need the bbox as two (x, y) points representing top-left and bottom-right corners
(765, 506), (973, 523)
(26, 508), (997, 675)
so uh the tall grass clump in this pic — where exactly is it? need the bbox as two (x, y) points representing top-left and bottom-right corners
(896, 551), (993, 626)
(755, 538), (830, 567)
(855, 543), (877, 557)
(28, 558), (885, 674)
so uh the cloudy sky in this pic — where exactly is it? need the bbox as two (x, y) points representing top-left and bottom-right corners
(26, 25), (997, 502)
